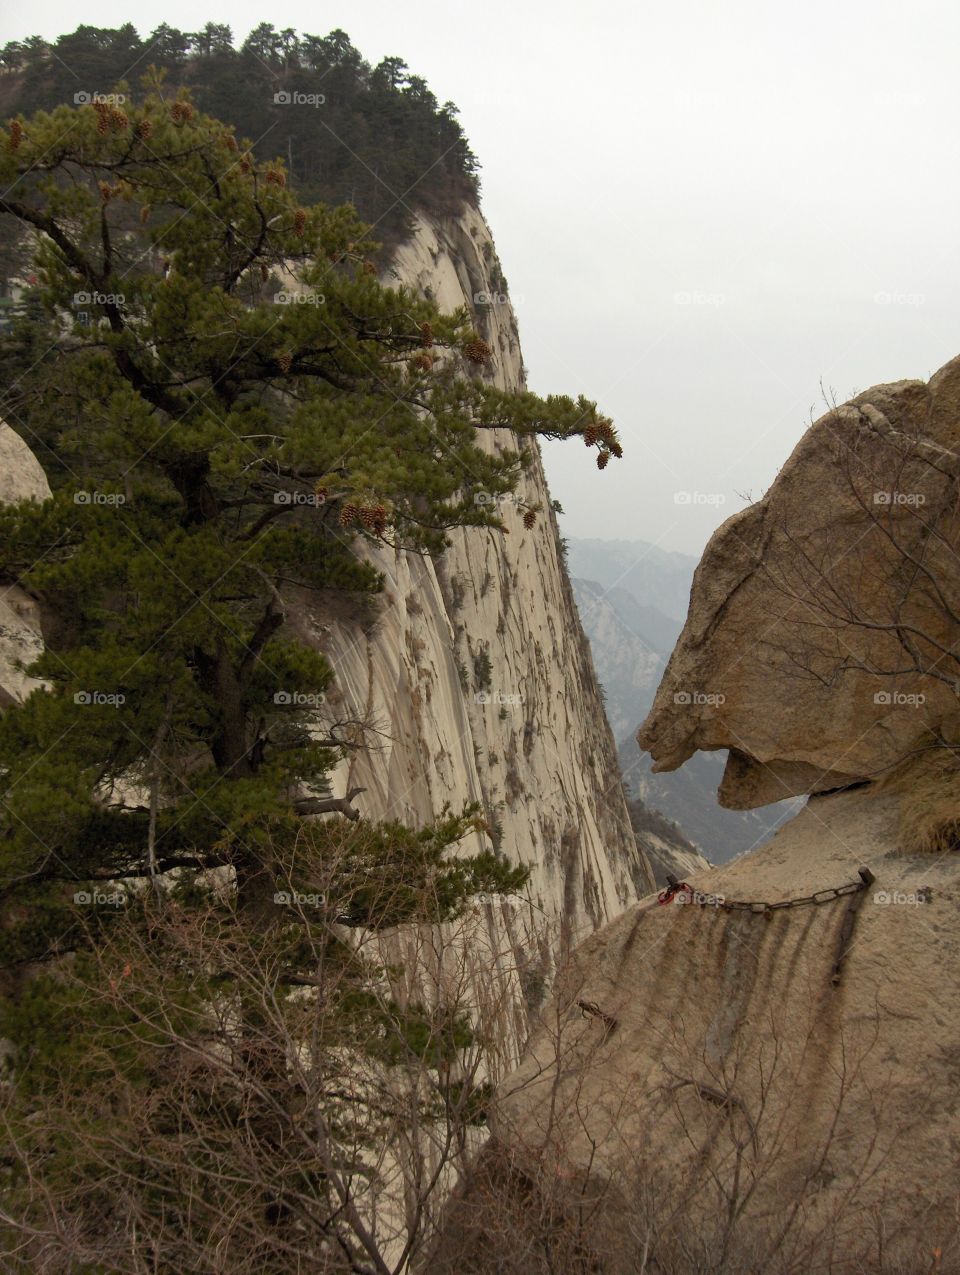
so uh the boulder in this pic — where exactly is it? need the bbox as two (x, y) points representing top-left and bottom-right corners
(0, 422), (49, 704)
(638, 358), (960, 808)
(435, 782), (960, 1273)
(429, 359), (960, 1273)
(0, 421), (50, 505)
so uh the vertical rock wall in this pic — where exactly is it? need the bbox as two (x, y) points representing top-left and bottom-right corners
(304, 205), (653, 1048)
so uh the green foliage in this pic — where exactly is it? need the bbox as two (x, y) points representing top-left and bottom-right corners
(303, 806), (528, 927)
(0, 23), (479, 247)
(0, 85), (616, 1267)
(473, 646), (493, 692)
(0, 89), (620, 901)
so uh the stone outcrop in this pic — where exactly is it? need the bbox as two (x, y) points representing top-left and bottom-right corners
(0, 424), (49, 706)
(443, 781), (959, 1272)
(436, 359), (960, 1272)
(0, 423), (49, 505)
(638, 359), (960, 808)
(308, 205), (653, 962)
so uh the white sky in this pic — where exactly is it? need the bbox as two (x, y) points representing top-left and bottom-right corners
(4, 0), (958, 555)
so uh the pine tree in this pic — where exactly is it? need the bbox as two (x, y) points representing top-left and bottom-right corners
(0, 89), (623, 1267)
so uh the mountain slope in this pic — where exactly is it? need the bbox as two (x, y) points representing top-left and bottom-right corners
(569, 556), (799, 862)
(566, 537), (698, 623)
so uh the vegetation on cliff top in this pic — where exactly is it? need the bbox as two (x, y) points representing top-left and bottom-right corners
(0, 23), (479, 248)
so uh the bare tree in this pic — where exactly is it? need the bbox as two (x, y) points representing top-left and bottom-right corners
(424, 898), (960, 1274)
(0, 819), (537, 1275)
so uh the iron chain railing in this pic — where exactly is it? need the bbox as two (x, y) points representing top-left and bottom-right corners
(657, 868), (876, 914)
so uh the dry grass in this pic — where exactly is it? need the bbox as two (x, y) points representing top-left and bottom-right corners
(881, 738), (960, 853)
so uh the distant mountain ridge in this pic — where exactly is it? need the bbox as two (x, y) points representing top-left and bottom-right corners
(566, 537), (698, 624)
(569, 537), (800, 862)
(568, 579), (662, 741)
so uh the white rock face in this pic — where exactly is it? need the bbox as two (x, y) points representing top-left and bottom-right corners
(0, 424), (50, 705)
(0, 424), (49, 505)
(309, 206), (653, 999)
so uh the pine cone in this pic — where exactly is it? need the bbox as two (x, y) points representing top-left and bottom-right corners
(96, 108), (110, 136)
(223, 133), (238, 151)
(139, 205), (151, 225)
(239, 155), (252, 174)
(265, 168), (286, 187)
(464, 338), (493, 365)
(339, 502), (360, 527)
(597, 451), (610, 470)
(358, 502), (388, 534)
(98, 181), (114, 203)
(8, 119), (22, 151)
(609, 440), (623, 459)
(293, 208), (307, 237)
(419, 321), (434, 348)
(170, 101), (194, 125)
(136, 118), (153, 141)
(362, 259), (376, 275)
(583, 423), (599, 447)
(276, 351), (293, 374)
(523, 509), (536, 530)
(410, 351), (434, 373)
(259, 263), (269, 281)
(109, 107), (129, 131)
(314, 485), (328, 504)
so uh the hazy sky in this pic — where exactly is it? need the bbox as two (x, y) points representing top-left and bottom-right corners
(4, 0), (959, 556)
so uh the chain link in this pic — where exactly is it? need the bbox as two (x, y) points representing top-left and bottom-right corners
(661, 868), (876, 915)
